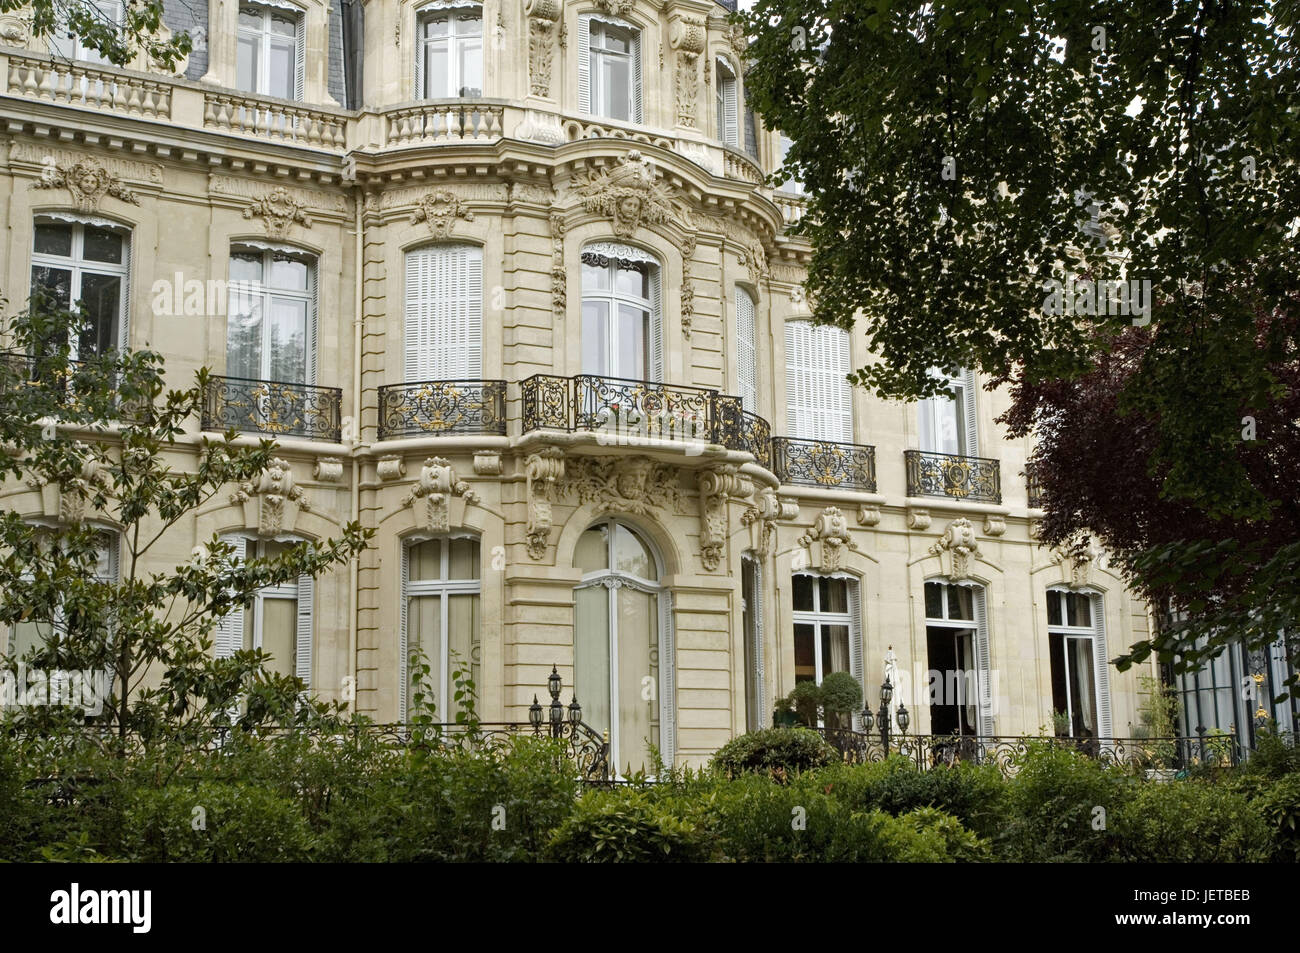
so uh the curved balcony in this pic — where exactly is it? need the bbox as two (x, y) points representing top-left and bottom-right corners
(904, 450), (1002, 504)
(201, 374), (342, 443)
(773, 437), (877, 492)
(520, 373), (773, 465)
(377, 379), (507, 439)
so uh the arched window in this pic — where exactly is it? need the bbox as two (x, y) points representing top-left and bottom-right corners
(923, 580), (992, 736)
(578, 14), (641, 123)
(415, 2), (483, 99)
(716, 57), (739, 147)
(404, 243), (483, 381)
(31, 216), (131, 359)
(735, 286), (758, 413)
(581, 243), (661, 381)
(401, 535), (481, 721)
(574, 520), (671, 772)
(214, 535), (314, 689)
(784, 320), (852, 442)
(227, 243), (317, 385)
(1046, 588), (1111, 739)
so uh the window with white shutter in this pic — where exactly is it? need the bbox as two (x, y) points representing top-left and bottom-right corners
(784, 320), (852, 442)
(585, 16), (639, 122)
(716, 58), (739, 147)
(404, 244), (483, 381)
(49, 0), (123, 65)
(918, 367), (972, 456)
(1047, 588), (1110, 740)
(402, 535), (481, 722)
(215, 535), (312, 690)
(735, 287), (758, 413)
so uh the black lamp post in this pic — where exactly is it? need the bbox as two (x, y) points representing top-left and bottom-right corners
(546, 663), (582, 739)
(879, 678), (894, 751)
(528, 694), (543, 730)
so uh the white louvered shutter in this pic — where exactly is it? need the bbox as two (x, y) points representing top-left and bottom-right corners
(785, 322), (851, 442)
(848, 579), (865, 731)
(659, 589), (675, 765)
(631, 30), (642, 123)
(648, 266), (662, 382)
(721, 64), (739, 147)
(405, 245), (483, 381)
(751, 560), (765, 731)
(961, 367), (978, 457)
(399, 544), (410, 720)
(414, 15), (425, 98)
(120, 231), (133, 353)
(1092, 593), (1113, 739)
(215, 535), (246, 659)
(577, 15), (592, 113)
(306, 267), (318, 385)
(295, 571), (313, 688)
(973, 587), (994, 735)
(293, 13), (305, 101)
(735, 287), (757, 413)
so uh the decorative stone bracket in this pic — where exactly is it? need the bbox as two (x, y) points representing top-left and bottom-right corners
(243, 186), (312, 239)
(404, 457), (480, 534)
(742, 487), (798, 558)
(1052, 539), (1106, 588)
(231, 457), (312, 537)
(930, 517), (980, 581)
(524, 448), (565, 560)
(798, 505), (856, 573)
(697, 465), (748, 571)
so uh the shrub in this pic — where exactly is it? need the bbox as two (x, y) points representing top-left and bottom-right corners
(1001, 740), (1133, 861)
(710, 727), (840, 779)
(121, 782), (312, 862)
(546, 789), (711, 862)
(787, 681), (823, 727)
(1247, 773), (1300, 861)
(1113, 779), (1271, 862)
(819, 672), (863, 728)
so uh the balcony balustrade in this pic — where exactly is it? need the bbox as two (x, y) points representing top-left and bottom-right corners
(201, 374), (342, 443)
(377, 379), (507, 439)
(773, 437), (877, 492)
(6, 52), (172, 119)
(904, 449), (1002, 504)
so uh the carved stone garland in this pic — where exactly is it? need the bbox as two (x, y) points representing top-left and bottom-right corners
(550, 211), (567, 318)
(35, 159), (139, 213)
(411, 189), (474, 239)
(669, 15), (706, 128)
(680, 231), (698, 339)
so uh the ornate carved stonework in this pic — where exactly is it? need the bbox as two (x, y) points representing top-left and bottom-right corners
(564, 456), (686, 517)
(525, 448), (565, 560)
(1053, 539), (1106, 587)
(907, 508), (932, 531)
(697, 465), (747, 571)
(727, 21), (749, 55)
(739, 236), (770, 284)
(314, 457), (344, 482)
(680, 232), (698, 338)
(35, 159), (138, 212)
(594, 0), (635, 15)
(673, 51), (700, 126)
(58, 456), (110, 523)
(231, 458), (312, 537)
(243, 186), (312, 239)
(799, 506), (855, 573)
(525, 0), (560, 97)
(473, 451), (503, 476)
(743, 487), (798, 558)
(930, 517), (981, 581)
(576, 152), (679, 239)
(550, 212), (567, 317)
(983, 515), (1007, 537)
(377, 455), (406, 481)
(857, 504), (881, 527)
(411, 189), (474, 238)
(404, 457), (479, 534)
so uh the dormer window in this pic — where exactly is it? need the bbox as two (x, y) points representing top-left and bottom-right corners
(416, 4), (483, 99)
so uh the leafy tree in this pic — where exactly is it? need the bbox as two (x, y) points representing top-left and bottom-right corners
(2, 0), (192, 71)
(0, 294), (371, 743)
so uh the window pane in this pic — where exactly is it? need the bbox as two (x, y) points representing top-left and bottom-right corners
(820, 577), (848, 614)
(270, 13), (296, 36)
(260, 597), (297, 679)
(581, 300), (609, 376)
(948, 585), (974, 621)
(78, 272), (122, 355)
(269, 254), (309, 291)
(34, 223), (73, 257)
(447, 592), (479, 718)
(459, 39), (481, 96)
(407, 593), (442, 715)
(424, 15), (449, 38)
(1068, 637), (1096, 736)
(1047, 590), (1062, 627)
(613, 523), (655, 580)
(448, 537), (479, 580)
(575, 525), (609, 573)
(606, 56), (630, 121)
(31, 266), (72, 310)
(793, 622), (816, 681)
(82, 226), (123, 264)
(822, 624), (850, 676)
(583, 258), (610, 290)
(238, 8), (262, 29)
(924, 582), (944, 620)
(615, 304), (645, 379)
(230, 252), (264, 285)
(269, 37), (296, 99)
(237, 34), (259, 92)
(268, 296), (307, 383)
(426, 42), (450, 98)
(575, 586), (611, 738)
(614, 263), (648, 298)
(226, 292), (263, 379)
(618, 585), (658, 770)
(409, 539), (443, 581)
(792, 574), (814, 612)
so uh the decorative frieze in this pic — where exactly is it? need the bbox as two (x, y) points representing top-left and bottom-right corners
(564, 456), (686, 518)
(34, 158), (139, 212)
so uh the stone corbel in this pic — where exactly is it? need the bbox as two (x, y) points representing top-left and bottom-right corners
(1052, 539), (1105, 588)
(231, 457), (312, 538)
(314, 456), (344, 483)
(983, 515), (1007, 537)
(857, 504), (881, 527)
(525, 448), (565, 560)
(930, 517), (980, 581)
(907, 507), (931, 531)
(58, 455), (111, 523)
(473, 451), (503, 476)
(405, 457), (480, 534)
(697, 465), (746, 571)
(798, 506), (855, 573)
(377, 455), (407, 481)
(742, 487), (797, 558)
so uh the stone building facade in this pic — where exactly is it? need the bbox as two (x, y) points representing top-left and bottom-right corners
(0, 0), (1159, 768)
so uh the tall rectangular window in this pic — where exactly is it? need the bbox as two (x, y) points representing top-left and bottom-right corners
(1047, 588), (1109, 740)
(226, 246), (316, 384)
(30, 219), (129, 359)
(716, 58), (739, 147)
(214, 536), (313, 689)
(237, 4), (303, 100)
(784, 320), (852, 442)
(919, 367), (977, 456)
(5, 529), (119, 662)
(49, 0), (123, 65)
(402, 537), (481, 721)
(742, 556), (764, 731)
(581, 246), (661, 381)
(925, 581), (993, 736)
(404, 244), (483, 381)
(579, 16), (641, 123)
(417, 6), (483, 98)
(735, 287), (758, 413)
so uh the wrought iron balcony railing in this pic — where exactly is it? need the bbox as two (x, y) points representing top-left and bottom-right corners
(520, 373), (774, 464)
(202, 374), (342, 443)
(773, 437), (877, 492)
(377, 379), (506, 439)
(904, 449), (1002, 504)
(1026, 470), (1045, 508)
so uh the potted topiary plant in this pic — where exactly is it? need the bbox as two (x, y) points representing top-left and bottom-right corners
(819, 672), (864, 731)
(772, 695), (800, 728)
(787, 681), (824, 728)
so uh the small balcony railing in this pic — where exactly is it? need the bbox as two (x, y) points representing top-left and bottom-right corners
(201, 375), (342, 443)
(377, 379), (506, 440)
(1026, 470), (1045, 508)
(904, 449), (1002, 504)
(521, 373), (775, 463)
(773, 437), (877, 492)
